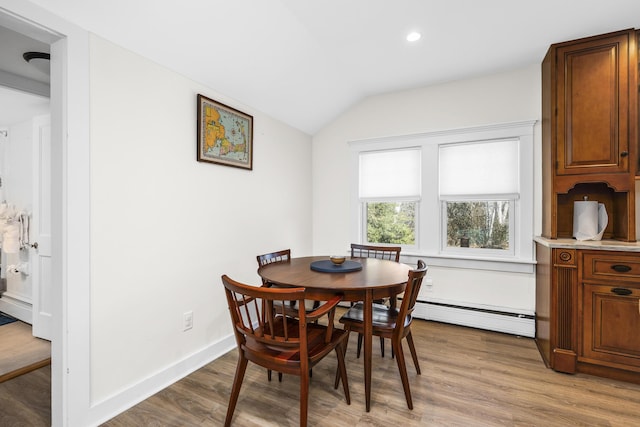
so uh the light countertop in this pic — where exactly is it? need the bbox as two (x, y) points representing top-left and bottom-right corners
(535, 236), (640, 252)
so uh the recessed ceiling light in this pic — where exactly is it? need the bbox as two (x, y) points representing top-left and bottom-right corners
(406, 31), (421, 42)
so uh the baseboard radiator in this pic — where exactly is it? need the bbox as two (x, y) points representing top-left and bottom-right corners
(412, 300), (535, 338)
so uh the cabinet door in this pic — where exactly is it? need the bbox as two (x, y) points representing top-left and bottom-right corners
(582, 283), (640, 369)
(556, 31), (632, 175)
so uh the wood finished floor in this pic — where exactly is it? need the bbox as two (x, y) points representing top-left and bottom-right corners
(101, 314), (640, 427)
(0, 320), (51, 426)
(0, 320), (51, 382)
(0, 365), (50, 426)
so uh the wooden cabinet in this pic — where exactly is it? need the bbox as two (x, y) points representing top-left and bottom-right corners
(581, 251), (640, 373)
(538, 28), (640, 385)
(536, 243), (640, 384)
(542, 29), (637, 241)
(555, 31), (633, 175)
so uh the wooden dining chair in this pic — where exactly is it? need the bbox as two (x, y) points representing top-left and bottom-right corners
(221, 274), (351, 427)
(257, 248), (321, 319)
(350, 243), (401, 263)
(350, 243), (402, 357)
(257, 249), (320, 381)
(336, 260), (427, 410)
(256, 248), (291, 273)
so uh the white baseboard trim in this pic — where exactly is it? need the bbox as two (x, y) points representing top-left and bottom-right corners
(341, 299), (534, 338)
(0, 293), (32, 323)
(413, 300), (535, 338)
(89, 334), (237, 426)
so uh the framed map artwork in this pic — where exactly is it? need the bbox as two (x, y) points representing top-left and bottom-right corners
(197, 94), (253, 170)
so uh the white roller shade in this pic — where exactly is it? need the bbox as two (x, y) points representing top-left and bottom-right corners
(439, 139), (519, 197)
(359, 148), (421, 199)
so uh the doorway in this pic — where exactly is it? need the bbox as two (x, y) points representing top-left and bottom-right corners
(0, 21), (52, 421)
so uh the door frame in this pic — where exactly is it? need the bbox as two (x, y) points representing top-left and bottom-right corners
(0, 2), (91, 426)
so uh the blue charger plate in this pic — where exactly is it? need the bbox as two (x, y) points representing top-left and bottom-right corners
(310, 260), (362, 273)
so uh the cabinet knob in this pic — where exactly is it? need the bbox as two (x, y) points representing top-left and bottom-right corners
(611, 287), (632, 296)
(611, 264), (631, 273)
(621, 151), (629, 157)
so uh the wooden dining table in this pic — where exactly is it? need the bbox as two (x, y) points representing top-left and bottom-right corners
(257, 255), (412, 411)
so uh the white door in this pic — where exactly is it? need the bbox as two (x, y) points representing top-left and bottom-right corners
(31, 114), (52, 340)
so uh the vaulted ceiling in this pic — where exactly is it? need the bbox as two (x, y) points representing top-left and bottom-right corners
(4, 1), (640, 134)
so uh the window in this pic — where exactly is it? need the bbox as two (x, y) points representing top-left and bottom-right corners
(358, 148), (420, 246)
(350, 121), (535, 272)
(439, 139), (519, 256)
(444, 200), (512, 250)
(365, 201), (417, 245)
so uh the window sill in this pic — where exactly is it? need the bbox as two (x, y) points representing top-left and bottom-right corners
(400, 252), (535, 274)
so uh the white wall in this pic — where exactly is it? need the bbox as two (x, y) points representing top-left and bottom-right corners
(312, 65), (542, 316)
(89, 36), (312, 407)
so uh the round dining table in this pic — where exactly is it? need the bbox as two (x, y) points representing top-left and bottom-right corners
(257, 255), (412, 411)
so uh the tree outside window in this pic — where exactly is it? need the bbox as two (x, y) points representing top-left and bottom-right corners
(446, 201), (509, 250)
(366, 201), (416, 245)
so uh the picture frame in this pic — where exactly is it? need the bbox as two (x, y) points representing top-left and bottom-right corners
(197, 94), (253, 170)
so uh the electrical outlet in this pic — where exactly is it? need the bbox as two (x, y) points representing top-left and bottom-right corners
(183, 311), (193, 331)
(423, 278), (434, 293)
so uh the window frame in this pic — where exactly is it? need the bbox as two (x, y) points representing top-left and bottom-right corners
(356, 147), (422, 251)
(349, 120), (536, 273)
(439, 137), (521, 258)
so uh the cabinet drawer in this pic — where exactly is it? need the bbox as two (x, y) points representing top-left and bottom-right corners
(581, 283), (640, 368)
(582, 252), (640, 284)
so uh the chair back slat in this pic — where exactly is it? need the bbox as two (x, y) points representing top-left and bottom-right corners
(395, 260), (428, 336)
(229, 292), (258, 335)
(350, 243), (401, 262)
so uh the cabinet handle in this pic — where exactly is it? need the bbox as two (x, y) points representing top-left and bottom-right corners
(621, 151), (629, 157)
(611, 287), (633, 296)
(611, 264), (632, 273)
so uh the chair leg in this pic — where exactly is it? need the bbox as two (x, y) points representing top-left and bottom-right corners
(225, 354), (249, 427)
(380, 336), (385, 357)
(335, 330), (350, 389)
(268, 369), (284, 382)
(393, 340), (413, 410)
(406, 331), (421, 374)
(335, 341), (351, 404)
(300, 365), (310, 427)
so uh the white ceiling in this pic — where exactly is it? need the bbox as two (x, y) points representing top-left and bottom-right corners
(7, 0), (640, 134)
(0, 26), (50, 128)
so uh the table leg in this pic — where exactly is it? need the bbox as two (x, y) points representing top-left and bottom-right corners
(364, 289), (372, 412)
